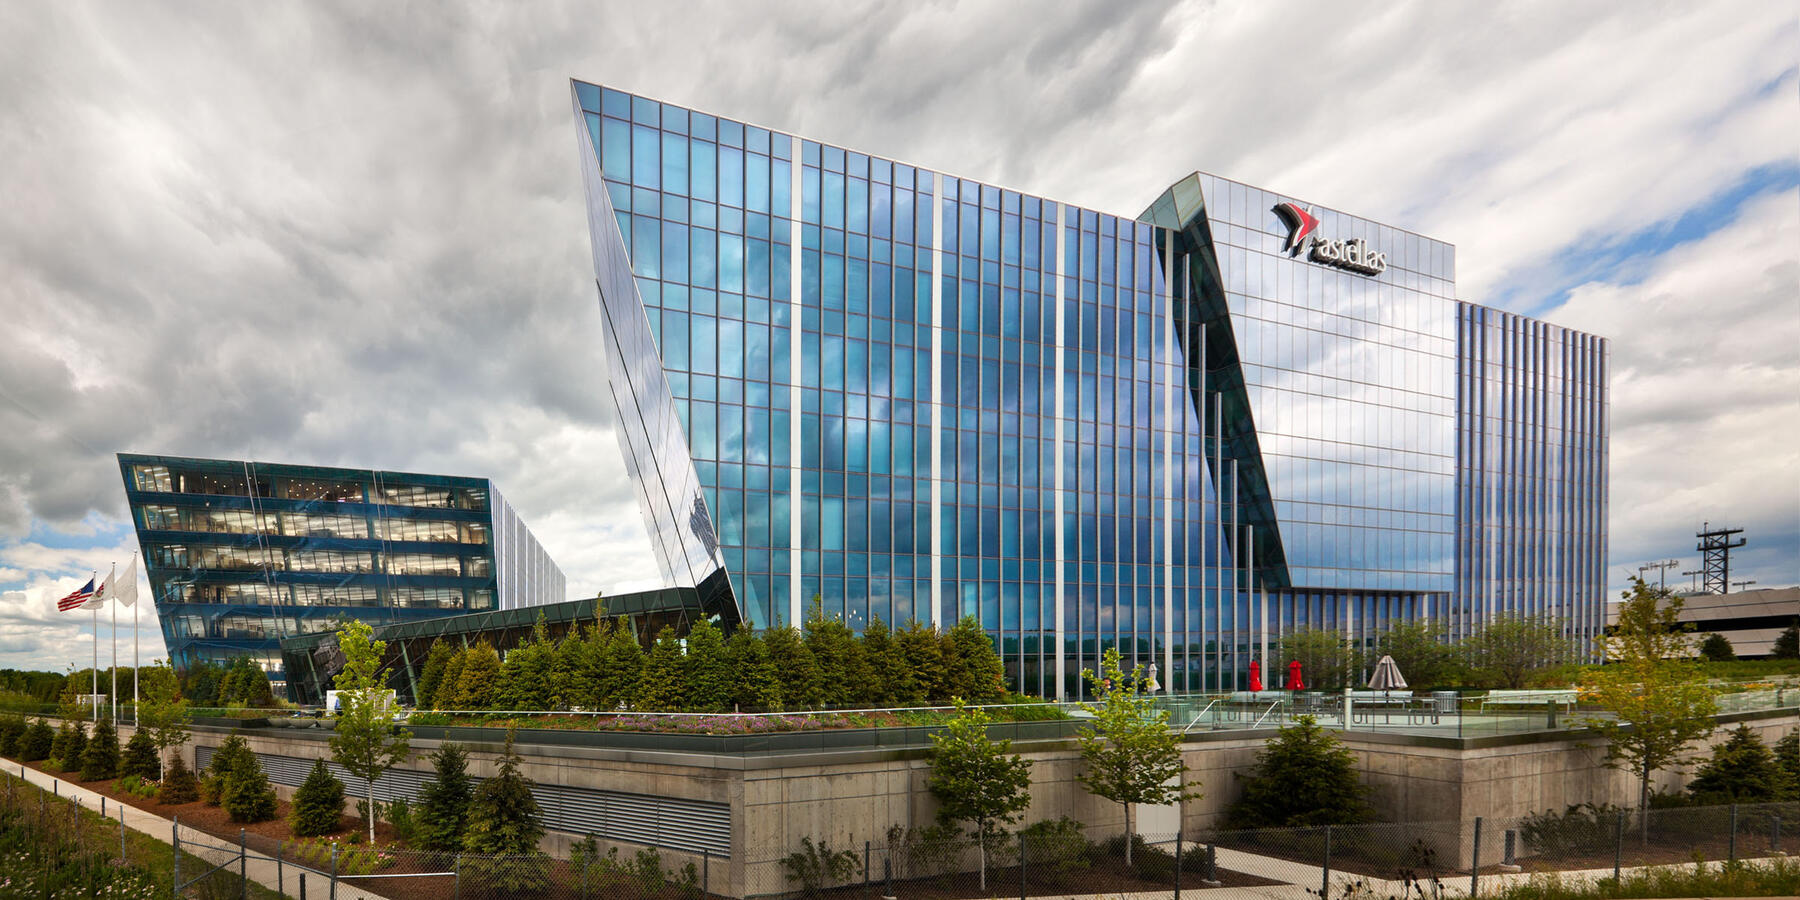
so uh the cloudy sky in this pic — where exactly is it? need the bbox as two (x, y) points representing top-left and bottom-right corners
(2, 1), (1796, 672)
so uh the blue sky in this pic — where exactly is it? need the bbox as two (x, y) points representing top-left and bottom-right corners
(1, 1), (1795, 671)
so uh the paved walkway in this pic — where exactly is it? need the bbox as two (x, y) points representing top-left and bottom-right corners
(2, 755), (383, 900)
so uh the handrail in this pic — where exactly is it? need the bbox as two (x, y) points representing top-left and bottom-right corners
(1252, 699), (1283, 729)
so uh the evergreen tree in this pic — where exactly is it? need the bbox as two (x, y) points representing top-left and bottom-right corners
(1227, 716), (1371, 828)
(59, 721), (87, 773)
(413, 640), (454, 709)
(120, 730), (160, 781)
(203, 733), (256, 806)
(860, 616), (901, 705)
(415, 743), (475, 852)
(158, 754), (200, 804)
(0, 715), (26, 757)
(896, 620), (947, 702)
(452, 642), (501, 710)
(597, 620), (645, 709)
(290, 758), (346, 837)
(928, 701), (1032, 890)
(805, 605), (873, 708)
(432, 647), (467, 711)
(726, 625), (782, 711)
(48, 721), (74, 769)
(1773, 622), (1800, 660)
(495, 616), (557, 711)
(1075, 648), (1198, 864)
(684, 619), (733, 712)
(638, 626), (689, 711)
(18, 719), (53, 761)
(946, 616), (1006, 702)
(765, 625), (822, 709)
(1777, 733), (1800, 800)
(549, 623), (599, 710)
(463, 730), (548, 890)
(1699, 633), (1736, 662)
(220, 752), (278, 822)
(1687, 725), (1789, 803)
(79, 718), (120, 781)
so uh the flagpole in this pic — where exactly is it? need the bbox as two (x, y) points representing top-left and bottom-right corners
(91, 599), (99, 723)
(133, 552), (140, 711)
(110, 561), (119, 723)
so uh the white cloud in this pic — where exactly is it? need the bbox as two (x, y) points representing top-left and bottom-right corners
(0, 1), (1795, 669)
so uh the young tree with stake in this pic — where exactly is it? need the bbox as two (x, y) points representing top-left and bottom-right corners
(927, 701), (1032, 891)
(1076, 648), (1198, 865)
(1582, 577), (1717, 811)
(328, 619), (412, 841)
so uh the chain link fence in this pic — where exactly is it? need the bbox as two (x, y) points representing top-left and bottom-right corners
(744, 803), (1800, 900)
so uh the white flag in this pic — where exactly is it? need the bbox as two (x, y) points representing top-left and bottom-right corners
(83, 576), (108, 610)
(114, 557), (138, 607)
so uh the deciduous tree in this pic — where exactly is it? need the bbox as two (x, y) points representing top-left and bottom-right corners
(137, 659), (189, 781)
(1374, 619), (1459, 690)
(928, 701), (1032, 890)
(1463, 617), (1576, 689)
(328, 619), (412, 842)
(1582, 577), (1717, 811)
(1279, 627), (1364, 691)
(1075, 648), (1197, 864)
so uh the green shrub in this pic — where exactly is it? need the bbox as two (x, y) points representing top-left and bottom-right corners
(290, 758), (346, 837)
(1519, 803), (1623, 857)
(158, 753), (199, 804)
(384, 797), (415, 842)
(1021, 816), (1093, 872)
(220, 752), (278, 822)
(1699, 633), (1735, 662)
(79, 718), (120, 780)
(116, 774), (159, 799)
(201, 733), (255, 806)
(780, 837), (858, 897)
(120, 730), (159, 781)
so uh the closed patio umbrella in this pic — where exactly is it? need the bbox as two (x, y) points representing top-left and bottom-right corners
(1286, 659), (1304, 691)
(1368, 654), (1408, 692)
(1248, 660), (1263, 692)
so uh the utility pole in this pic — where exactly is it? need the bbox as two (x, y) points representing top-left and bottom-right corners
(1732, 580), (1757, 592)
(1679, 570), (1702, 593)
(1638, 559), (1680, 591)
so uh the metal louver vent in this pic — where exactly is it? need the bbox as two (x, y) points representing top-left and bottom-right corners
(196, 745), (729, 856)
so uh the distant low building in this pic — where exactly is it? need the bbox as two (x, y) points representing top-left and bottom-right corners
(119, 453), (567, 694)
(1607, 586), (1800, 657)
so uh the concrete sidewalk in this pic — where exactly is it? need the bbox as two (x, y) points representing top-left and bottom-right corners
(2, 755), (384, 900)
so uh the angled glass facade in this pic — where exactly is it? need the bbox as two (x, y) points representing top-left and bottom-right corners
(571, 81), (1609, 697)
(119, 454), (566, 689)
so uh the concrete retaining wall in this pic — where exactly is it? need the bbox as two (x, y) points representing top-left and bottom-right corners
(133, 706), (1800, 897)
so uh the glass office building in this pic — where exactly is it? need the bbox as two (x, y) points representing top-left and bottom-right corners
(571, 81), (1608, 697)
(119, 454), (567, 690)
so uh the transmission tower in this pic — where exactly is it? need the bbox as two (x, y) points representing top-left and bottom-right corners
(1696, 523), (1746, 594)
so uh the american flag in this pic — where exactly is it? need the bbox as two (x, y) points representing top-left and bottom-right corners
(55, 577), (96, 612)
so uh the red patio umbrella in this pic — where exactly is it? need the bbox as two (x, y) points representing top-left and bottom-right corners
(1286, 659), (1305, 691)
(1248, 660), (1263, 692)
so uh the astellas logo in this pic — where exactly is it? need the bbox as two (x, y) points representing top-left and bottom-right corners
(1272, 202), (1387, 276)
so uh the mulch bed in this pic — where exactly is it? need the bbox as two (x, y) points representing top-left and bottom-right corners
(814, 860), (1284, 899)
